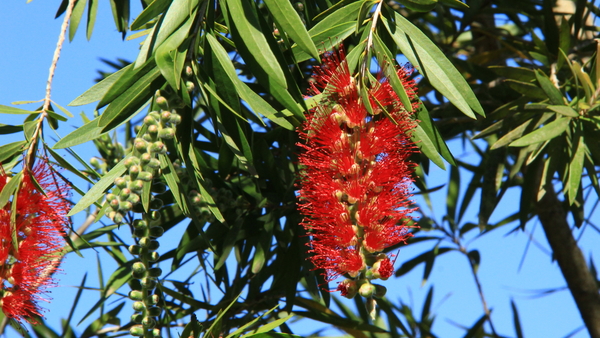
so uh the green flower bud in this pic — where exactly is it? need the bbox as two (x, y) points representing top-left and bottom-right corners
(149, 226), (164, 238)
(186, 81), (195, 92)
(127, 193), (141, 204)
(359, 283), (376, 298)
(130, 180), (144, 193)
(147, 124), (159, 135)
(114, 177), (128, 189)
(160, 111), (171, 123)
(133, 227), (147, 238)
(147, 267), (162, 278)
(185, 65), (193, 77)
(90, 157), (102, 169)
(119, 201), (133, 212)
(129, 165), (141, 179)
(169, 113), (182, 125)
(148, 240), (160, 251)
(124, 156), (140, 168)
(129, 325), (145, 336)
(147, 306), (162, 317)
(148, 294), (160, 305)
(140, 277), (157, 289)
(132, 262), (147, 275)
(132, 314), (144, 323)
(129, 245), (142, 255)
(109, 198), (120, 211)
(119, 188), (132, 201)
(129, 290), (145, 301)
(135, 139), (149, 153)
(146, 158), (161, 170)
(132, 301), (145, 312)
(155, 96), (169, 110)
(142, 133), (154, 142)
(142, 316), (156, 329)
(140, 153), (153, 165)
(149, 142), (166, 155)
(152, 328), (161, 337)
(373, 284), (387, 298)
(138, 171), (154, 182)
(144, 115), (158, 125)
(148, 111), (161, 121)
(158, 128), (175, 140)
(133, 219), (148, 229)
(148, 251), (160, 262)
(111, 212), (124, 223)
(150, 211), (162, 221)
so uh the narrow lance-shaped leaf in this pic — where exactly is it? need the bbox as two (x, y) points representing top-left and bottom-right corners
(509, 118), (570, 147)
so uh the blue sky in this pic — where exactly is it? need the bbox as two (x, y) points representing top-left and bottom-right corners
(1, 2), (598, 337)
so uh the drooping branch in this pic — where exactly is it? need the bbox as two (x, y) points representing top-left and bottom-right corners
(536, 185), (600, 338)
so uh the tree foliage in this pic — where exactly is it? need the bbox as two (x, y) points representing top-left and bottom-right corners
(1, 0), (600, 337)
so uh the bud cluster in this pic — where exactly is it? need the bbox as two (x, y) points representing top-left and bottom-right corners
(90, 134), (125, 175)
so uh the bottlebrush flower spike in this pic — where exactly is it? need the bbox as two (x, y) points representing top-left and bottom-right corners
(0, 157), (71, 324)
(298, 48), (418, 295)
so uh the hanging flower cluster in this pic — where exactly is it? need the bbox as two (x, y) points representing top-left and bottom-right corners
(0, 158), (71, 324)
(297, 48), (419, 299)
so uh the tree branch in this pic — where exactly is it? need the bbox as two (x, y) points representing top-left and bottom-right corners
(536, 185), (600, 338)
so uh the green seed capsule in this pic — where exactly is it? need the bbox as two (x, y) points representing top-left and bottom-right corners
(133, 220), (148, 229)
(148, 240), (160, 251)
(133, 227), (147, 238)
(132, 262), (147, 274)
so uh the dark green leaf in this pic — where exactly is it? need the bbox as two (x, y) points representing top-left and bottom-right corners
(535, 70), (565, 105)
(509, 118), (570, 147)
(69, 66), (128, 106)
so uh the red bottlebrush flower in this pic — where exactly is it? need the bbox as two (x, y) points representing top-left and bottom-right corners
(0, 158), (71, 324)
(298, 48), (418, 288)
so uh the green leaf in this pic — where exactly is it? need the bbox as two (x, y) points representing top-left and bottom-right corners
(68, 157), (127, 216)
(0, 124), (23, 135)
(397, 0), (438, 12)
(69, 0), (86, 41)
(372, 34), (413, 112)
(0, 141), (27, 163)
(226, 0), (286, 89)
(567, 133), (585, 205)
(547, 105), (579, 117)
(247, 314), (293, 335)
(53, 115), (107, 148)
(0, 171), (23, 209)
(131, 0), (172, 30)
(45, 146), (95, 184)
(292, 22), (356, 63)
(155, 13), (194, 90)
(511, 300), (524, 338)
(411, 125), (445, 170)
(383, 12), (484, 118)
(69, 66), (128, 106)
(509, 118), (570, 147)
(263, 0), (319, 61)
(86, 0), (98, 40)
(158, 154), (188, 213)
(206, 33), (293, 129)
(0, 104), (33, 115)
(534, 70), (565, 105)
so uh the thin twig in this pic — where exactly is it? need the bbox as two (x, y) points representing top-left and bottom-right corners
(25, 0), (77, 169)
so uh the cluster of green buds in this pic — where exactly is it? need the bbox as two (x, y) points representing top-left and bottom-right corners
(89, 133), (125, 175)
(105, 94), (181, 224)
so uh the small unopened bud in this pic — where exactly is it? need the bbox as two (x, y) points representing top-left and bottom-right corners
(147, 306), (162, 317)
(169, 113), (181, 125)
(149, 226), (164, 238)
(132, 314), (144, 323)
(155, 96), (169, 110)
(130, 325), (145, 336)
(148, 267), (162, 278)
(160, 111), (171, 122)
(158, 128), (175, 140)
(135, 139), (149, 153)
(132, 262), (147, 275)
(140, 277), (157, 289)
(373, 284), (387, 298)
(138, 171), (154, 182)
(359, 283), (376, 298)
(129, 290), (144, 301)
(149, 251), (160, 262)
(130, 180), (144, 193)
(129, 245), (142, 255)
(132, 301), (145, 312)
(119, 201), (133, 212)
